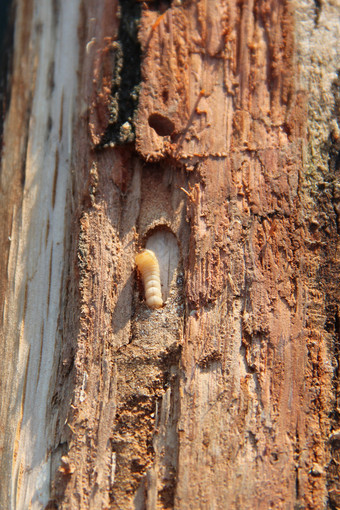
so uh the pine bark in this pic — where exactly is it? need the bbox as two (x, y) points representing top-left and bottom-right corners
(0, 1), (339, 509)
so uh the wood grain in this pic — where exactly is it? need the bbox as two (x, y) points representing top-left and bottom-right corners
(0, 0), (339, 509)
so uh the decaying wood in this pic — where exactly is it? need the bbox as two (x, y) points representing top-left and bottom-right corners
(0, 0), (339, 509)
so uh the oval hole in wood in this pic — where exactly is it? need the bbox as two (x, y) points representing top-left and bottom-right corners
(148, 113), (175, 137)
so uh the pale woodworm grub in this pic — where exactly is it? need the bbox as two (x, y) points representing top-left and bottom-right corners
(135, 249), (163, 309)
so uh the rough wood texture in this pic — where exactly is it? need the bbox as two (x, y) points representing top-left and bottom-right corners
(0, 0), (339, 509)
(0, 0), (81, 507)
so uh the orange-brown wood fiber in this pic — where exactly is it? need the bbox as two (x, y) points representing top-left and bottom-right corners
(14, 1), (336, 509)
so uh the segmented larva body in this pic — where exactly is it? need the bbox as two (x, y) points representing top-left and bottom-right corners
(135, 249), (163, 309)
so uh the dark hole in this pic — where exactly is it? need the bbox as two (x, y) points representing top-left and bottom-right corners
(131, 459), (144, 473)
(148, 113), (175, 136)
(148, 0), (173, 12)
(162, 89), (169, 103)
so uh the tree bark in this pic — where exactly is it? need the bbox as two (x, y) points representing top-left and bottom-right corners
(0, 0), (339, 509)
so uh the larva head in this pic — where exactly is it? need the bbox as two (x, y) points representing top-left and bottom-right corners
(135, 249), (158, 271)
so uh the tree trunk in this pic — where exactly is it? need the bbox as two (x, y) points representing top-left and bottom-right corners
(0, 0), (339, 509)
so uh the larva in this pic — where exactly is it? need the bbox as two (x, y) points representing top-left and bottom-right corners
(135, 249), (163, 309)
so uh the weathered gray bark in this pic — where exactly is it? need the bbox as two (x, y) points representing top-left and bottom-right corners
(0, 0), (81, 507)
(0, 1), (339, 509)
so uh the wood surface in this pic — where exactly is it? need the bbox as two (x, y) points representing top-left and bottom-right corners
(0, 0), (339, 509)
